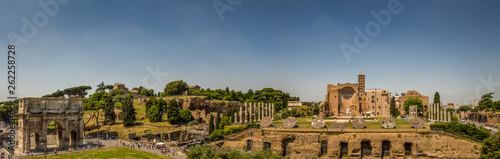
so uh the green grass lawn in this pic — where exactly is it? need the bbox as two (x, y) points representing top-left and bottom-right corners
(30, 147), (172, 159)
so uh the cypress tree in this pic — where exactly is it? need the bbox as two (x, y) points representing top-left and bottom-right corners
(209, 114), (214, 134)
(103, 94), (116, 125)
(215, 111), (221, 130)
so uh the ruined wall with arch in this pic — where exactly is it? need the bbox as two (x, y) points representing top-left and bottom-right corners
(16, 98), (84, 155)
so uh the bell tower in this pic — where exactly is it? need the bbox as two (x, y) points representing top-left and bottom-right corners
(358, 74), (365, 94)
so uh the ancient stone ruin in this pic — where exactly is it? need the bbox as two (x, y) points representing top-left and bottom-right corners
(382, 117), (396, 128)
(352, 118), (366, 129)
(311, 117), (325, 129)
(16, 98), (84, 155)
(283, 117), (297, 128)
(260, 117), (273, 127)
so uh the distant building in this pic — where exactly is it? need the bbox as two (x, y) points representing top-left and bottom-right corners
(113, 83), (138, 96)
(365, 89), (391, 117)
(395, 90), (429, 115)
(189, 85), (201, 90)
(323, 74), (390, 117)
(287, 101), (313, 110)
(472, 99), (479, 108)
(447, 103), (455, 109)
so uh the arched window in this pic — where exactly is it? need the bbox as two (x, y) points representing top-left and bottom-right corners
(340, 142), (348, 158)
(382, 141), (391, 157)
(361, 141), (371, 157)
(320, 140), (327, 156)
(263, 142), (271, 150)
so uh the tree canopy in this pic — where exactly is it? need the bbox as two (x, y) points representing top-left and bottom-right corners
(43, 86), (92, 98)
(403, 97), (423, 116)
(434, 92), (440, 104)
(164, 80), (189, 96)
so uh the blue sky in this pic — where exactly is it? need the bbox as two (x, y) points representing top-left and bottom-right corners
(1, 0), (500, 105)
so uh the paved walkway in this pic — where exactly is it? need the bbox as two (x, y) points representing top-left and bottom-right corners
(11, 139), (186, 159)
(100, 139), (187, 159)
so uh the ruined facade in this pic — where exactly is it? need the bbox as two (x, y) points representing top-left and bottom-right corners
(223, 131), (481, 159)
(16, 98), (84, 155)
(324, 74), (390, 117)
(161, 97), (274, 124)
(395, 90), (429, 115)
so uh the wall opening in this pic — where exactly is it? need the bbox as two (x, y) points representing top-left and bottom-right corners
(404, 143), (412, 157)
(246, 140), (253, 151)
(361, 141), (371, 157)
(340, 142), (348, 158)
(282, 138), (293, 157)
(263, 142), (271, 150)
(382, 141), (391, 157)
(320, 140), (327, 156)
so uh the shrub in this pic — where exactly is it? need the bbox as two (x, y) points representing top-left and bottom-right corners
(430, 122), (491, 142)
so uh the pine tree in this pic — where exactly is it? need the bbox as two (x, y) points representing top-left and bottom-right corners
(103, 94), (116, 125)
(216, 111), (221, 130)
(209, 114), (215, 134)
(147, 99), (163, 122)
(231, 110), (235, 123)
(389, 96), (400, 117)
(121, 95), (137, 126)
(434, 92), (440, 104)
(166, 99), (180, 124)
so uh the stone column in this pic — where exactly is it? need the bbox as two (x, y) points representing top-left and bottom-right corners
(438, 103), (442, 122)
(239, 104), (243, 123)
(271, 103), (274, 120)
(266, 103), (269, 117)
(256, 103), (260, 121)
(244, 102), (248, 123)
(250, 102), (254, 123)
(448, 111), (451, 122)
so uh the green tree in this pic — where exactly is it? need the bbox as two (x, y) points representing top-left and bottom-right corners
(403, 97), (424, 116)
(103, 93), (116, 125)
(83, 100), (104, 136)
(281, 109), (291, 119)
(446, 108), (455, 114)
(179, 109), (195, 123)
(140, 89), (149, 96)
(390, 96), (401, 117)
(479, 92), (495, 111)
(121, 95), (137, 126)
(166, 99), (180, 124)
(96, 82), (106, 92)
(209, 115), (215, 134)
(164, 80), (188, 96)
(313, 106), (320, 115)
(457, 106), (472, 120)
(219, 116), (231, 129)
(275, 102), (283, 113)
(114, 102), (123, 109)
(434, 92), (440, 104)
(149, 89), (155, 97)
(215, 111), (221, 130)
(145, 96), (156, 114)
(147, 98), (163, 122)
(481, 135), (500, 159)
(104, 85), (114, 91)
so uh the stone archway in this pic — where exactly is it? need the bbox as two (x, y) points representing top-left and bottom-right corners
(70, 130), (78, 147)
(46, 120), (64, 149)
(16, 98), (84, 155)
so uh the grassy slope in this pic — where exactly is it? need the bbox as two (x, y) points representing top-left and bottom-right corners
(30, 147), (172, 159)
(85, 101), (181, 139)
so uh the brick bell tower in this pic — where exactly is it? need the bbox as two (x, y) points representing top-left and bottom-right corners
(358, 74), (366, 114)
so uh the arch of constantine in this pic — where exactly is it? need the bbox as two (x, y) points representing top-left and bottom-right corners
(16, 98), (84, 155)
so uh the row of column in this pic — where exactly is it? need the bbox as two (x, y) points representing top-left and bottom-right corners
(235, 102), (274, 123)
(428, 102), (451, 122)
